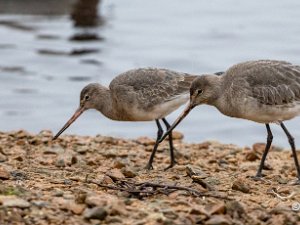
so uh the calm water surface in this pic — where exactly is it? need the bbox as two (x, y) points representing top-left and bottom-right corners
(1, 0), (300, 147)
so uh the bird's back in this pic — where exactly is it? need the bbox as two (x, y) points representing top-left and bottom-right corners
(219, 60), (300, 123)
(109, 68), (197, 120)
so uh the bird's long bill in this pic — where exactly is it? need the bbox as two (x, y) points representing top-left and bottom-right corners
(52, 107), (85, 140)
(159, 103), (194, 143)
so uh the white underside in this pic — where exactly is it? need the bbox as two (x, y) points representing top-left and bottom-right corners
(238, 98), (300, 123)
(128, 94), (189, 121)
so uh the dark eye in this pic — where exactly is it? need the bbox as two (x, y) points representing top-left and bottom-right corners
(197, 89), (203, 95)
(85, 95), (90, 100)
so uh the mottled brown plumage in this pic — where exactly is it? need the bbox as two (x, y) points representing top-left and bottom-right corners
(160, 60), (300, 183)
(54, 68), (198, 170)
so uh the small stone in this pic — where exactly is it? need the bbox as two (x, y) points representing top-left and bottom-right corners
(70, 203), (85, 215)
(162, 209), (178, 220)
(94, 136), (117, 144)
(15, 130), (30, 138)
(121, 167), (138, 178)
(136, 136), (156, 146)
(166, 131), (183, 140)
(205, 215), (231, 225)
(44, 146), (64, 155)
(10, 171), (27, 180)
(83, 207), (108, 220)
(277, 177), (288, 184)
(75, 191), (87, 204)
(232, 179), (250, 193)
(226, 201), (246, 218)
(252, 143), (267, 154)
(0, 167), (10, 180)
(106, 168), (125, 181)
(205, 177), (220, 186)
(55, 158), (65, 167)
(14, 156), (24, 161)
(16, 140), (26, 145)
(103, 149), (118, 158)
(85, 195), (106, 207)
(113, 160), (126, 169)
(0, 153), (7, 162)
(100, 175), (114, 185)
(53, 189), (64, 197)
(245, 150), (259, 161)
(32, 200), (48, 208)
(0, 196), (30, 208)
(197, 142), (211, 149)
(75, 146), (89, 154)
(71, 155), (78, 164)
(205, 202), (226, 215)
(186, 165), (208, 178)
(38, 130), (53, 137)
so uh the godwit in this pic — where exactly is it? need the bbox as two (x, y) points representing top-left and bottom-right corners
(159, 60), (300, 183)
(52, 68), (198, 170)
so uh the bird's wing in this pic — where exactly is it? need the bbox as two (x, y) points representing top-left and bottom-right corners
(109, 68), (197, 109)
(227, 60), (300, 105)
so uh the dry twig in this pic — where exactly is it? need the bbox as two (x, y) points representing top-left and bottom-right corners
(90, 178), (231, 200)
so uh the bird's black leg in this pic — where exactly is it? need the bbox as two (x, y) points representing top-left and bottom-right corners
(254, 124), (273, 179)
(162, 118), (177, 170)
(145, 120), (163, 170)
(280, 122), (300, 184)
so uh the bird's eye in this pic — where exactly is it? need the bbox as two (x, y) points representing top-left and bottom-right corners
(197, 89), (203, 95)
(85, 95), (90, 101)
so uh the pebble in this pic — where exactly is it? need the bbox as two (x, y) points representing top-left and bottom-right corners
(232, 179), (250, 193)
(113, 160), (127, 169)
(83, 207), (108, 220)
(206, 202), (226, 215)
(252, 143), (267, 154)
(32, 200), (48, 208)
(136, 137), (156, 146)
(121, 167), (138, 178)
(106, 168), (125, 180)
(10, 171), (27, 181)
(55, 158), (66, 167)
(166, 131), (183, 140)
(0, 153), (7, 162)
(70, 203), (85, 215)
(85, 195), (107, 207)
(225, 201), (246, 218)
(205, 177), (221, 186)
(43, 146), (64, 155)
(0, 166), (10, 179)
(0, 196), (30, 208)
(205, 215), (231, 225)
(245, 149), (259, 161)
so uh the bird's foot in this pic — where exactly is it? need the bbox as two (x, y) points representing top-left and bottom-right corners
(164, 160), (177, 171)
(145, 163), (154, 170)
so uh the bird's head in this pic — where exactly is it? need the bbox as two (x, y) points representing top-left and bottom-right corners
(189, 75), (220, 107)
(80, 83), (102, 110)
(159, 74), (221, 143)
(53, 83), (103, 140)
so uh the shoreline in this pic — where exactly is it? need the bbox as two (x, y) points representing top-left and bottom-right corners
(0, 130), (299, 224)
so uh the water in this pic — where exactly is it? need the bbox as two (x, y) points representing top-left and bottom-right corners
(1, 0), (300, 147)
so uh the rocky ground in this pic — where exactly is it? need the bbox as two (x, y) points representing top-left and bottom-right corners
(0, 130), (300, 225)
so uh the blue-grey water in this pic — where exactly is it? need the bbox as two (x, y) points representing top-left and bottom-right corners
(1, 0), (300, 147)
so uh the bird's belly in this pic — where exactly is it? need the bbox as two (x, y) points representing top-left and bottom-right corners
(125, 95), (189, 121)
(238, 102), (300, 123)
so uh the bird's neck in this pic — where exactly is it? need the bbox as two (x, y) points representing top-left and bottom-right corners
(206, 75), (223, 106)
(95, 88), (119, 120)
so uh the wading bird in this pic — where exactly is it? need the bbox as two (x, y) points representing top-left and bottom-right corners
(53, 68), (198, 170)
(159, 60), (300, 183)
